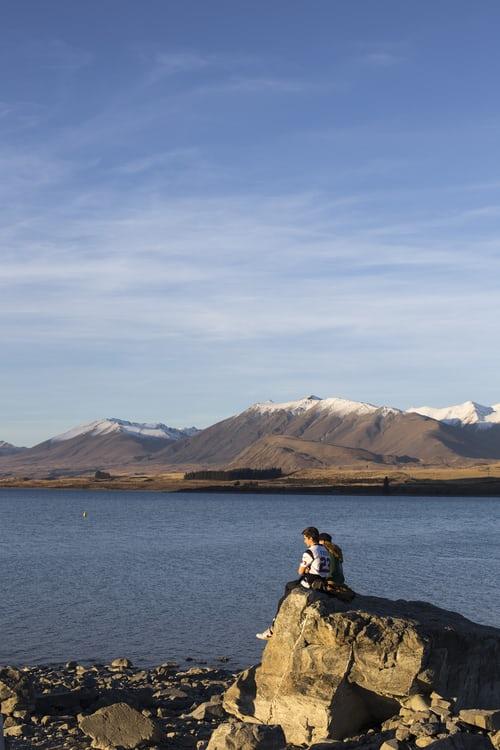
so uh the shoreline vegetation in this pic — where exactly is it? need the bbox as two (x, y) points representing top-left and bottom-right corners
(1, 465), (500, 496)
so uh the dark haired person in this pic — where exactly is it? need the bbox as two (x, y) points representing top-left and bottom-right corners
(318, 532), (345, 585)
(256, 526), (330, 640)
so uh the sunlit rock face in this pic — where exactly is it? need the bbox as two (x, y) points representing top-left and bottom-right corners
(223, 589), (500, 746)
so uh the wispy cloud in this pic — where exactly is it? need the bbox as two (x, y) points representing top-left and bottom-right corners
(147, 51), (212, 83)
(1, 23), (500, 444)
(200, 76), (316, 95)
(2, 175), (500, 350)
(353, 40), (407, 68)
(359, 51), (402, 67)
(113, 147), (200, 175)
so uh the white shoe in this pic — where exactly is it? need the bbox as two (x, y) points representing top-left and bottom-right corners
(256, 628), (273, 640)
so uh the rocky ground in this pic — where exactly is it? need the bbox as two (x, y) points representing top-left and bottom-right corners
(0, 659), (235, 750)
(1, 659), (499, 750)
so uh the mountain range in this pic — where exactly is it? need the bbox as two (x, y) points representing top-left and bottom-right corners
(1, 397), (500, 477)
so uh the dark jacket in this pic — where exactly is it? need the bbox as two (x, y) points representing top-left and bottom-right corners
(322, 540), (345, 585)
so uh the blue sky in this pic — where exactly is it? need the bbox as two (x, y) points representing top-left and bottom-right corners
(2, 1), (500, 445)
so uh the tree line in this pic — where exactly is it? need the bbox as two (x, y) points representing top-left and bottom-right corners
(184, 467), (283, 481)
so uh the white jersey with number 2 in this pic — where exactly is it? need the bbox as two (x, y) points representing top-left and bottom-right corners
(300, 544), (330, 588)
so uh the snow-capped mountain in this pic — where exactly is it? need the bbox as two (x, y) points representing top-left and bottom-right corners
(51, 418), (198, 443)
(2, 396), (500, 476)
(408, 401), (500, 429)
(246, 395), (399, 419)
(151, 394), (460, 468)
(246, 395), (323, 416)
(0, 418), (200, 476)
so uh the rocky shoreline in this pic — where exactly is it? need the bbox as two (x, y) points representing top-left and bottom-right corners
(0, 658), (235, 750)
(1, 656), (499, 750)
(2, 591), (499, 750)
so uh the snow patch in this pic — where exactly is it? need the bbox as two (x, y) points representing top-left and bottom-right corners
(246, 395), (399, 418)
(316, 397), (400, 418)
(246, 395), (322, 416)
(51, 418), (198, 443)
(407, 401), (500, 428)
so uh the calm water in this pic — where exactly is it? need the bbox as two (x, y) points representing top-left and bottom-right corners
(0, 489), (499, 669)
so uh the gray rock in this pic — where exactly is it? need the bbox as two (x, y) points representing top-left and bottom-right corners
(3, 723), (32, 739)
(2, 718), (19, 730)
(206, 720), (286, 750)
(458, 709), (500, 731)
(0, 715), (4, 750)
(110, 658), (133, 670)
(380, 741), (399, 750)
(380, 717), (399, 731)
(0, 696), (20, 716)
(404, 695), (432, 712)
(79, 702), (162, 749)
(395, 726), (411, 741)
(415, 739), (434, 748)
(224, 589), (500, 746)
(409, 721), (440, 738)
(431, 693), (455, 711)
(189, 695), (226, 721)
(0, 681), (15, 702)
(430, 706), (452, 720)
(445, 720), (460, 735)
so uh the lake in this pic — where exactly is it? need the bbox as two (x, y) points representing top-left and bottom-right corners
(0, 489), (498, 669)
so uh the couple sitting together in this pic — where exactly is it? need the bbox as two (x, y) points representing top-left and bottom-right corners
(256, 526), (345, 640)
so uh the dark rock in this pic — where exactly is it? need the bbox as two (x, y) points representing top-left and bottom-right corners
(88, 686), (155, 711)
(426, 736), (495, 750)
(34, 687), (98, 714)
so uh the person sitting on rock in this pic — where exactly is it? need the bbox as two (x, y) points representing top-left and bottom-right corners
(256, 526), (330, 640)
(318, 532), (345, 585)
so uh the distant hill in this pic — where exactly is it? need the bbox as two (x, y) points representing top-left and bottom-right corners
(227, 435), (417, 472)
(0, 419), (199, 477)
(2, 397), (500, 476)
(150, 396), (485, 468)
(0, 440), (26, 456)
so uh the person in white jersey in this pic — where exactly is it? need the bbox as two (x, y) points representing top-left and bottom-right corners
(256, 526), (330, 640)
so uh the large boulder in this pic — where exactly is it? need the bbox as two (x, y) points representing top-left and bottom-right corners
(224, 589), (500, 746)
(78, 702), (162, 749)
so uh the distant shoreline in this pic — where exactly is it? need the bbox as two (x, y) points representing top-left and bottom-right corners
(1, 473), (500, 496)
